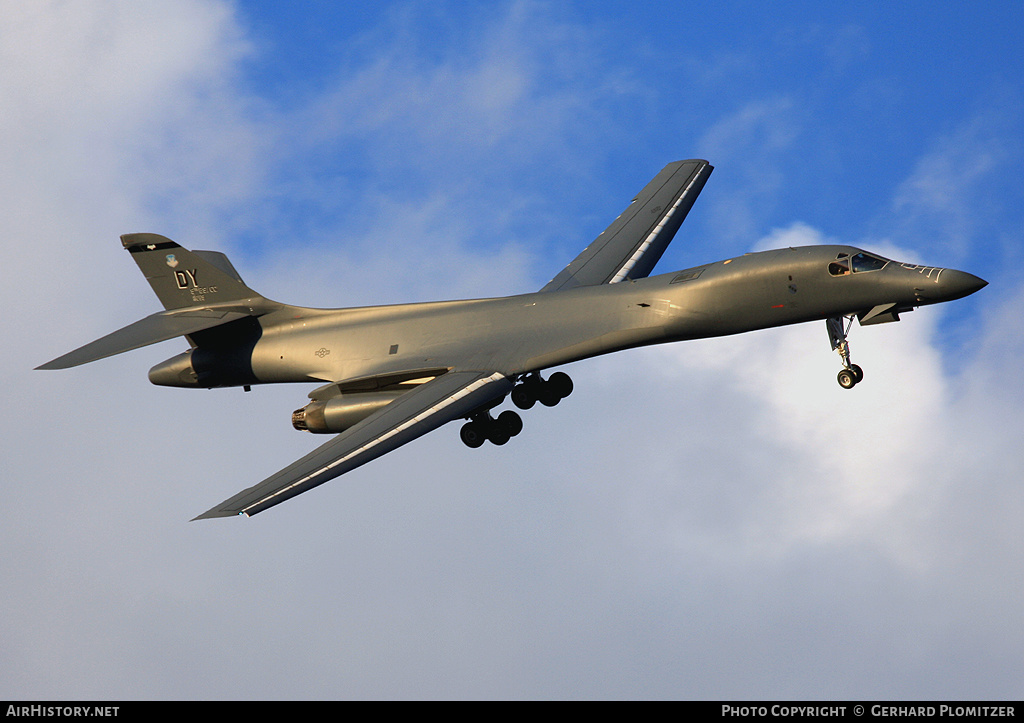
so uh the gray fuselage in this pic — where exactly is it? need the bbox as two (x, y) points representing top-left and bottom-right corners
(149, 245), (980, 390)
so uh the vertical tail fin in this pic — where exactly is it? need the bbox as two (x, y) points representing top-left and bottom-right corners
(121, 233), (262, 310)
(38, 234), (278, 370)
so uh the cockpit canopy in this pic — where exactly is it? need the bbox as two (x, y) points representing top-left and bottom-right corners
(828, 251), (889, 276)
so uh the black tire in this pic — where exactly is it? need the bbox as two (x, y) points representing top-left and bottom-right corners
(487, 426), (511, 446)
(511, 384), (536, 410)
(539, 385), (561, 407)
(850, 364), (864, 383)
(837, 369), (857, 389)
(497, 410), (523, 437)
(548, 371), (573, 399)
(460, 421), (486, 448)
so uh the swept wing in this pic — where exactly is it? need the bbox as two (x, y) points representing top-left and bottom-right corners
(195, 160), (712, 518)
(194, 370), (512, 519)
(540, 159), (712, 292)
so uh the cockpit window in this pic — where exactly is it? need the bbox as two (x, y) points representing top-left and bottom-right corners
(829, 252), (889, 276)
(850, 252), (888, 273)
(828, 257), (850, 276)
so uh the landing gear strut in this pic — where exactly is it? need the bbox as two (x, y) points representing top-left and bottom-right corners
(827, 316), (864, 389)
(460, 371), (573, 447)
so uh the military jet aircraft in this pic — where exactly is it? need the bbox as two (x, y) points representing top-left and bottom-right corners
(37, 160), (986, 519)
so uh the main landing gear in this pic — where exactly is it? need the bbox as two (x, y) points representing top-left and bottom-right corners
(460, 409), (524, 448)
(511, 371), (573, 410)
(460, 371), (573, 447)
(827, 315), (864, 389)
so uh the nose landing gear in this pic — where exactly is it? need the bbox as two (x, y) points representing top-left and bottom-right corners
(827, 316), (864, 389)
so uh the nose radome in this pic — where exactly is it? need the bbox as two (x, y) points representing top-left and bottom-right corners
(939, 269), (988, 301)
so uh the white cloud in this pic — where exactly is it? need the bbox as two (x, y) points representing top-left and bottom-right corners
(752, 220), (832, 251)
(0, 0), (258, 212)
(695, 97), (802, 244)
(295, 0), (630, 176)
(889, 98), (1023, 263)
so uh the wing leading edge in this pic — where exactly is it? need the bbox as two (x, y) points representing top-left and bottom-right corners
(540, 159), (712, 292)
(193, 370), (513, 519)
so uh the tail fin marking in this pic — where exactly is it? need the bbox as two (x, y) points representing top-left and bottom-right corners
(121, 233), (260, 311)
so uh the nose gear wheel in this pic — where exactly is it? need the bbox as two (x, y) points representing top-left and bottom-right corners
(827, 315), (864, 389)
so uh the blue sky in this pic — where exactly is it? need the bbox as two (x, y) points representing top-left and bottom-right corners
(2, 0), (1022, 700)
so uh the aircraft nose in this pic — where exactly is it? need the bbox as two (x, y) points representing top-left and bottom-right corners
(938, 269), (988, 301)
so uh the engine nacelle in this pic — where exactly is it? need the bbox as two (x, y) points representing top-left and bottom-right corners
(148, 317), (262, 389)
(149, 347), (257, 388)
(149, 350), (201, 387)
(292, 391), (408, 434)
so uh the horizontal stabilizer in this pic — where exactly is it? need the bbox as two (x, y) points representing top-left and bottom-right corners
(36, 308), (250, 370)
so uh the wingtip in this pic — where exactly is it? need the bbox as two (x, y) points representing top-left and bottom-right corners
(35, 357), (71, 371)
(190, 508), (246, 521)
